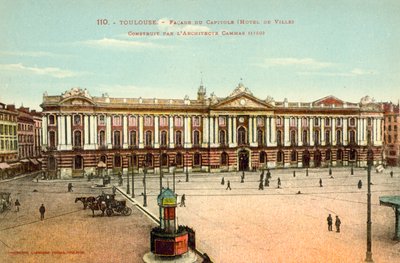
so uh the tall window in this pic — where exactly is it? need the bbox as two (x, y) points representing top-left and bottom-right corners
(350, 149), (357, 161)
(336, 118), (342, 126)
(193, 116), (200, 127)
(326, 150), (331, 161)
(160, 116), (168, 126)
(193, 130), (200, 145)
(48, 156), (56, 170)
(175, 116), (183, 127)
(302, 117), (308, 127)
(325, 118), (330, 126)
(291, 150), (297, 162)
(145, 116), (153, 126)
(49, 131), (56, 147)
(145, 153), (153, 167)
(175, 131), (182, 146)
(367, 130), (372, 144)
(194, 153), (201, 166)
(130, 154), (137, 168)
(302, 130), (308, 145)
(73, 115), (81, 125)
(176, 153), (183, 166)
(276, 117), (282, 126)
(314, 130), (320, 145)
(219, 130), (226, 145)
(290, 130), (296, 146)
(277, 151), (284, 163)
(336, 130), (342, 144)
(99, 130), (105, 146)
(49, 115), (55, 125)
(74, 155), (83, 170)
(259, 151), (267, 164)
(221, 152), (228, 166)
(114, 155), (121, 168)
(98, 115), (106, 126)
(314, 117), (319, 126)
(238, 127), (247, 145)
(161, 153), (168, 167)
(349, 130), (356, 144)
(257, 129), (264, 145)
(290, 117), (296, 127)
(277, 130), (282, 146)
(160, 130), (168, 146)
(219, 116), (226, 126)
(113, 116), (121, 126)
(337, 149), (343, 160)
(128, 116), (137, 126)
(349, 118), (356, 127)
(325, 130), (330, 144)
(130, 130), (137, 146)
(114, 131), (121, 146)
(145, 131), (152, 146)
(74, 130), (82, 146)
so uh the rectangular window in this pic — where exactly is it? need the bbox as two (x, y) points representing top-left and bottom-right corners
(160, 116), (168, 126)
(219, 116), (226, 126)
(144, 116), (153, 126)
(192, 116), (200, 127)
(113, 116), (121, 126)
(175, 116), (182, 127)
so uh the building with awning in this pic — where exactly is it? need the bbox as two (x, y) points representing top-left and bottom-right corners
(379, 196), (400, 240)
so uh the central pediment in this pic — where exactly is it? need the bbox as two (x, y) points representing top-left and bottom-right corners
(212, 93), (273, 110)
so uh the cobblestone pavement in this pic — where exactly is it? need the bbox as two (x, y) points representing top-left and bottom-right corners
(119, 166), (400, 263)
(0, 176), (156, 263)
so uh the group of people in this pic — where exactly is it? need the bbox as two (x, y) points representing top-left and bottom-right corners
(327, 214), (341, 233)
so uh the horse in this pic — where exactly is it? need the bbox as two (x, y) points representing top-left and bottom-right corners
(87, 199), (107, 217)
(75, 196), (96, 210)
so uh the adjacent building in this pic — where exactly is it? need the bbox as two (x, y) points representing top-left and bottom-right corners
(40, 84), (384, 178)
(0, 103), (18, 178)
(382, 102), (400, 166)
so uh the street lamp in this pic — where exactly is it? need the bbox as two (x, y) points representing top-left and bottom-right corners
(126, 168), (130, 195)
(365, 163), (374, 262)
(143, 163), (147, 207)
(131, 164), (135, 198)
(185, 151), (189, 182)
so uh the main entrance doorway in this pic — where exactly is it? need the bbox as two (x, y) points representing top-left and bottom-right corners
(238, 149), (249, 171)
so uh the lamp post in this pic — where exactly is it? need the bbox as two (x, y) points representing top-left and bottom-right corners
(131, 165), (135, 198)
(365, 163), (373, 262)
(143, 164), (147, 207)
(126, 169), (130, 194)
(185, 151), (189, 182)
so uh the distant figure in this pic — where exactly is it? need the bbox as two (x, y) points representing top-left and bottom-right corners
(358, 180), (362, 189)
(319, 178), (323, 187)
(260, 170), (264, 182)
(241, 173), (244, 183)
(242, 170), (245, 180)
(265, 178), (269, 187)
(390, 170), (394, 178)
(226, 180), (231, 190)
(327, 214), (333, 231)
(39, 204), (46, 220)
(293, 171), (296, 177)
(112, 185), (117, 195)
(258, 181), (264, 190)
(267, 169), (271, 179)
(221, 177), (225, 185)
(68, 183), (73, 192)
(180, 194), (186, 207)
(277, 177), (281, 188)
(335, 216), (341, 232)
(15, 199), (20, 212)
(36, 176), (39, 183)
(296, 190), (302, 194)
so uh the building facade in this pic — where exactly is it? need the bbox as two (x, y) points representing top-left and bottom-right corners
(382, 102), (400, 166)
(0, 103), (18, 178)
(41, 85), (384, 178)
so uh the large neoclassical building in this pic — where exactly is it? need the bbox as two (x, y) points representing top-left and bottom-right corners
(40, 83), (383, 178)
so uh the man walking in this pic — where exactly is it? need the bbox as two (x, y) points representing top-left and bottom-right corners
(68, 183), (73, 192)
(39, 204), (46, 220)
(226, 180), (231, 190)
(335, 216), (341, 233)
(15, 199), (20, 212)
(327, 214), (333, 231)
(265, 177), (269, 187)
(319, 178), (323, 187)
(277, 177), (281, 188)
(258, 181), (264, 190)
(180, 194), (186, 207)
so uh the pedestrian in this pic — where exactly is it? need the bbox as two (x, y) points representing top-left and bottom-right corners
(358, 180), (362, 189)
(390, 170), (393, 178)
(258, 181), (264, 190)
(277, 177), (281, 188)
(112, 185), (117, 195)
(221, 177), (225, 185)
(327, 214), (333, 231)
(265, 178), (269, 187)
(39, 204), (46, 220)
(319, 178), (323, 187)
(260, 170), (264, 182)
(15, 199), (20, 212)
(335, 216), (341, 232)
(226, 180), (231, 190)
(267, 169), (271, 179)
(68, 183), (73, 192)
(293, 171), (296, 177)
(241, 173), (244, 183)
(180, 194), (186, 207)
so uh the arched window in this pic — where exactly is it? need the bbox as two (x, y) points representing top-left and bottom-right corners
(336, 130), (342, 145)
(193, 130), (200, 145)
(302, 130), (308, 145)
(176, 153), (183, 166)
(160, 130), (168, 146)
(219, 130), (226, 145)
(349, 130), (356, 144)
(290, 130), (296, 146)
(130, 130), (137, 146)
(145, 153), (153, 167)
(194, 153), (201, 166)
(277, 150), (284, 163)
(257, 129), (264, 145)
(302, 117), (308, 127)
(290, 117), (296, 127)
(114, 155), (121, 168)
(326, 150), (331, 161)
(74, 130), (82, 146)
(314, 130), (320, 145)
(175, 130), (182, 146)
(48, 156), (56, 170)
(367, 130), (372, 145)
(114, 131), (121, 146)
(145, 131), (152, 146)
(325, 130), (330, 145)
(48, 115), (55, 125)
(221, 152), (228, 166)
(74, 155), (83, 170)
(161, 153), (168, 167)
(277, 130), (282, 146)
(48, 131), (56, 147)
(259, 151), (267, 164)
(99, 130), (105, 146)
(291, 150), (297, 162)
(238, 127), (247, 145)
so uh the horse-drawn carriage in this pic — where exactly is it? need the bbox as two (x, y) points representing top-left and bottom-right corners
(75, 193), (132, 217)
(0, 192), (12, 213)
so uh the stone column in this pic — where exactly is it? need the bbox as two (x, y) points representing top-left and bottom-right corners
(66, 115), (72, 150)
(284, 117), (290, 146)
(42, 115), (48, 147)
(343, 118), (348, 145)
(321, 117), (325, 146)
(139, 115), (144, 148)
(270, 117), (276, 146)
(297, 117), (302, 146)
(232, 117), (237, 146)
(309, 117), (314, 146)
(332, 117), (336, 145)
(202, 115), (208, 147)
(92, 115), (98, 148)
(209, 116), (215, 145)
(106, 115), (112, 149)
(154, 116), (159, 148)
(123, 115), (128, 149)
(169, 116), (174, 148)
(84, 115), (89, 148)
(214, 116), (219, 145)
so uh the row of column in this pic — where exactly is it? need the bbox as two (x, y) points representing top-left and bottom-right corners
(42, 114), (383, 150)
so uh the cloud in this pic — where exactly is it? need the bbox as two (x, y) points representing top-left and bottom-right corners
(0, 51), (72, 58)
(261, 57), (334, 69)
(82, 38), (164, 49)
(297, 68), (376, 77)
(0, 63), (80, 78)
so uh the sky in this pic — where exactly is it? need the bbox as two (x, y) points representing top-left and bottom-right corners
(0, 0), (399, 110)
